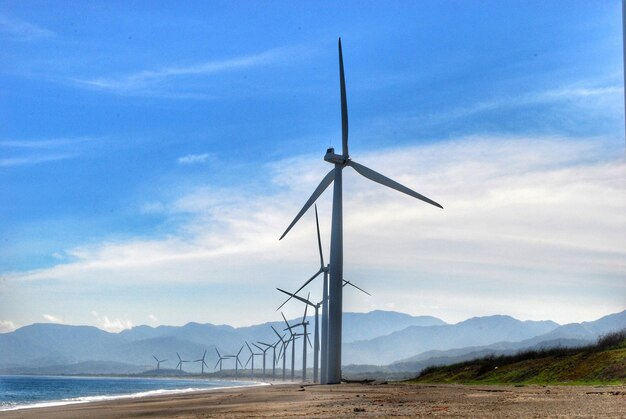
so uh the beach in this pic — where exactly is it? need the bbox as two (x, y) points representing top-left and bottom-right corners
(1, 382), (624, 418)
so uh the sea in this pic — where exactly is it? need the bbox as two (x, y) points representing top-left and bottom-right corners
(0, 375), (259, 411)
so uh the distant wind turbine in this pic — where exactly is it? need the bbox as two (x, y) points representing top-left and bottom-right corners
(271, 325), (289, 381)
(254, 342), (272, 380)
(193, 350), (209, 375)
(214, 348), (228, 375)
(277, 204), (370, 383)
(279, 38), (443, 384)
(224, 346), (245, 377)
(245, 341), (261, 380)
(175, 352), (189, 372)
(152, 355), (167, 371)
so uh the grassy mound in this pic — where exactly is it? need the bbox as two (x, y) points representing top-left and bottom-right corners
(408, 329), (626, 385)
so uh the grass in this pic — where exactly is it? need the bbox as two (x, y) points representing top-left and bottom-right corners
(407, 329), (626, 385)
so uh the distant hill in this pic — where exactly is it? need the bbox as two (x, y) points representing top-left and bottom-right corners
(409, 330), (626, 385)
(1, 310), (624, 376)
(0, 310), (445, 374)
(343, 315), (559, 365)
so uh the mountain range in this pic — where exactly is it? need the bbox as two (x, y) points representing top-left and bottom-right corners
(0, 309), (624, 376)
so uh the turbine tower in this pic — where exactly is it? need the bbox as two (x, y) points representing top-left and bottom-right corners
(280, 38), (443, 384)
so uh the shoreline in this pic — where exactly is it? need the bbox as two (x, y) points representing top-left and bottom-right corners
(0, 377), (272, 413)
(0, 382), (624, 418)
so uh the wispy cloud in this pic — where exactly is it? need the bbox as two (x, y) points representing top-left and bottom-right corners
(5, 136), (624, 323)
(0, 320), (16, 333)
(0, 14), (54, 41)
(91, 311), (132, 333)
(177, 153), (212, 165)
(42, 313), (63, 323)
(372, 82), (623, 134)
(0, 137), (102, 168)
(0, 154), (74, 168)
(73, 48), (288, 95)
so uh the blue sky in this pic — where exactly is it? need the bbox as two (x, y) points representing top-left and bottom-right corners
(1, 1), (624, 332)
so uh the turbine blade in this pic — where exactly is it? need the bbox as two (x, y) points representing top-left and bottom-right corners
(214, 359), (220, 368)
(202, 350), (207, 359)
(215, 348), (221, 358)
(343, 279), (372, 296)
(277, 288), (314, 307)
(306, 332), (312, 348)
(279, 169), (335, 240)
(177, 352), (182, 361)
(276, 268), (323, 311)
(271, 325), (283, 342)
(338, 37), (349, 158)
(153, 355), (158, 362)
(281, 312), (291, 329)
(245, 355), (252, 368)
(237, 345), (244, 357)
(315, 205), (324, 268)
(347, 160), (443, 209)
(246, 341), (253, 353)
(302, 293), (310, 321)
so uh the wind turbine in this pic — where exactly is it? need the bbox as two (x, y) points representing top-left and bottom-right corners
(245, 341), (262, 380)
(152, 355), (167, 371)
(193, 350), (209, 375)
(254, 342), (272, 380)
(279, 38), (443, 384)
(281, 313), (300, 381)
(271, 325), (289, 381)
(224, 345), (245, 378)
(277, 289), (321, 382)
(214, 348), (228, 375)
(175, 352), (189, 372)
(283, 307), (312, 382)
(267, 336), (283, 380)
(277, 204), (370, 383)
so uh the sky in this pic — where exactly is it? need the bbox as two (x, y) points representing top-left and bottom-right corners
(1, 1), (624, 333)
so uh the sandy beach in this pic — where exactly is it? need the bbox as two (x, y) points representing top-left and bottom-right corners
(1, 382), (624, 418)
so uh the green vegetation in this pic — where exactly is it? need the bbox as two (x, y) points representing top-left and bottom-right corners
(408, 329), (626, 385)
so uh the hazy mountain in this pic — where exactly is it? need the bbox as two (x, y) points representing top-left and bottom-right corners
(1, 310), (623, 375)
(366, 310), (626, 374)
(343, 315), (559, 365)
(0, 310), (445, 373)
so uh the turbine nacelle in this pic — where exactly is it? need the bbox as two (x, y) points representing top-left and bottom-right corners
(324, 148), (347, 165)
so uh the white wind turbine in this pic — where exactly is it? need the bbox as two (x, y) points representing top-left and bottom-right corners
(279, 38), (443, 384)
(277, 204), (370, 383)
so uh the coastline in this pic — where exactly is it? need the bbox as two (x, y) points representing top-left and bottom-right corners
(0, 377), (269, 413)
(0, 382), (624, 418)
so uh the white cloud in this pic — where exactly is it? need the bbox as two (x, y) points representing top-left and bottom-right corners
(177, 153), (211, 165)
(42, 314), (63, 323)
(0, 320), (16, 333)
(91, 311), (132, 333)
(73, 48), (289, 95)
(4, 136), (625, 323)
(148, 314), (158, 322)
(0, 154), (74, 168)
(0, 14), (54, 41)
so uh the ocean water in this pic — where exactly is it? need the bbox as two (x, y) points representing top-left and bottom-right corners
(0, 375), (258, 411)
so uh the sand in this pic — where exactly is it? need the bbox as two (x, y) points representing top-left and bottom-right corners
(1, 382), (625, 418)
